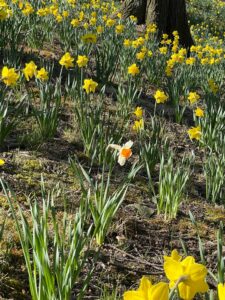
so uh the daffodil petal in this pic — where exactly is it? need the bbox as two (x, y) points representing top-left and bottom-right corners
(178, 282), (194, 300)
(218, 283), (225, 300)
(171, 249), (182, 261)
(108, 144), (121, 151)
(123, 290), (146, 300)
(118, 155), (126, 166)
(138, 277), (152, 299)
(150, 282), (169, 300)
(124, 140), (133, 148)
(164, 257), (183, 282)
(181, 256), (195, 268)
(188, 263), (207, 281)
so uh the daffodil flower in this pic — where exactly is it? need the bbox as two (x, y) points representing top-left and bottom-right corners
(108, 141), (133, 166)
(59, 52), (74, 69)
(134, 107), (143, 118)
(1, 66), (19, 86)
(187, 126), (202, 140)
(128, 63), (140, 76)
(164, 250), (209, 300)
(194, 107), (204, 117)
(0, 159), (5, 166)
(23, 61), (37, 81)
(154, 90), (168, 104)
(188, 92), (200, 104)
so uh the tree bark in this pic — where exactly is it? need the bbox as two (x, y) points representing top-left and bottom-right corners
(120, 0), (194, 49)
(120, 0), (147, 24)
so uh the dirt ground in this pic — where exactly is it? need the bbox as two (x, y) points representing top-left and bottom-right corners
(0, 80), (223, 299)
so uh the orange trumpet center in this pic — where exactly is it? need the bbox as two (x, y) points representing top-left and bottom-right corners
(121, 148), (132, 159)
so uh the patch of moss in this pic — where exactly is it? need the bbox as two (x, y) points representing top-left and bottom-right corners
(176, 219), (197, 236)
(22, 159), (42, 171)
(205, 206), (225, 222)
(15, 173), (40, 189)
(0, 195), (9, 209)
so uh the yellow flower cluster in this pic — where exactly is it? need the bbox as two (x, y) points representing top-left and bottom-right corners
(1, 62), (49, 86)
(132, 108), (144, 133)
(124, 250), (209, 300)
(0, 0), (12, 20)
(23, 62), (49, 82)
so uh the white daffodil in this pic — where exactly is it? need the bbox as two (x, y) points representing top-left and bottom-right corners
(108, 140), (133, 166)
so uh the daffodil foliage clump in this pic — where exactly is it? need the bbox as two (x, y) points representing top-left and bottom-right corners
(0, 0), (225, 299)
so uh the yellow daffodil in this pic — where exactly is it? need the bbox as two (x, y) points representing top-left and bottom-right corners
(59, 52), (74, 69)
(1, 66), (19, 86)
(76, 55), (88, 68)
(123, 39), (131, 47)
(90, 17), (97, 26)
(0, 9), (8, 20)
(55, 14), (63, 22)
(136, 51), (146, 61)
(134, 107), (143, 118)
(82, 79), (98, 94)
(130, 15), (137, 23)
(187, 126), (202, 140)
(37, 8), (48, 17)
(128, 63), (140, 76)
(162, 33), (169, 39)
(115, 24), (124, 34)
(133, 119), (144, 132)
(0, 4), (11, 20)
(164, 250), (208, 300)
(79, 11), (84, 21)
(62, 10), (69, 18)
(218, 283), (225, 300)
(0, 159), (5, 166)
(147, 23), (157, 33)
(71, 18), (80, 27)
(166, 39), (172, 45)
(108, 140), (133, 166)
(208, 79), (219, 94)
(188, 92), (200, 104)
(81, 33), (97, 43)
(172, 30), (179, 36)
(106, 18), (115, 27)
(123, 276), (169, 300)
(83, 22), (89, 30)
(186, 57), (196, 65)
(36, 68), (49, 81)
(159, 47), (168, 55)
(154, 90), (168, 104)
(165, 66), (173, 77)
(195, 107), (204, 117)
(97, 26), (103, 34)
(21, 2), (34, 15)
(23, 61), (37, 81)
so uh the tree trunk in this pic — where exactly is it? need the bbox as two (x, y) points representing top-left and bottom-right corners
(120, 0), (147, 24)
(120, 0), (194, 49)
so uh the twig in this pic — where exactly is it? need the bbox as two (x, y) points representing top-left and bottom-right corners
(106, 244), (163, 271)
